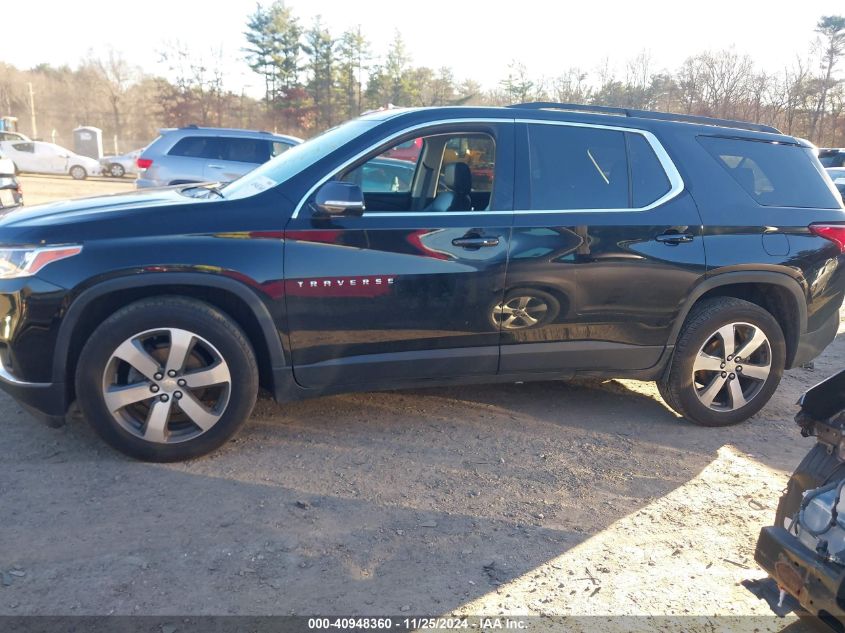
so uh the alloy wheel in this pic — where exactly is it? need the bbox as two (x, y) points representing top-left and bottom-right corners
(101, 328), (232, 444)
(494, 295), (549, 330)
(691, 321), (772, 412)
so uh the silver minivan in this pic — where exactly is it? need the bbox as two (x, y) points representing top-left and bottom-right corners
(136, 126), (302, 188)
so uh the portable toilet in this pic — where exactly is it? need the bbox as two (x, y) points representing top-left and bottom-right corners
(73, 126), (103, 159)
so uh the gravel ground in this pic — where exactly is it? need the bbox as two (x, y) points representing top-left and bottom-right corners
(0, 176), (842, 630)
(16, 173), (134, 206)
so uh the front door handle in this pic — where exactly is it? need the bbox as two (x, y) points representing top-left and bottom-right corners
(207, 164), (224, 169)
(452, 236), (500, 248)
(655, 232), (694, 245)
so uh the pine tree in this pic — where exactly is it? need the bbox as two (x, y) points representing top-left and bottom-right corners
(337, 26), (370, 118)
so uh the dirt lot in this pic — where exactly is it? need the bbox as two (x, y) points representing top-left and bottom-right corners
(1, 176), (843, 629)
(18, 174), (134, 206)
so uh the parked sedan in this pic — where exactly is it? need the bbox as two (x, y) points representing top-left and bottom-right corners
(0, 140), (101, 180)
(101, 149), (142, 178)
(0, 152), (22, 209)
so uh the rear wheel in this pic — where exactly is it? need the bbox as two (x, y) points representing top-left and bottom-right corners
(658, 297), (785, 426)
(110, 163), (125, 178)
(69, 165), (87, 180)
(75, 297), (258, 461)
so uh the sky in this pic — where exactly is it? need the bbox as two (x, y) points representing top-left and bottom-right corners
(2, 0), (843, 96)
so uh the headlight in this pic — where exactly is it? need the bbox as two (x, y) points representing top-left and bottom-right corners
(0, 245), (82, 279)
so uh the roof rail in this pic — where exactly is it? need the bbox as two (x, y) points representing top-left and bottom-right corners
(507, 102), (781, 134)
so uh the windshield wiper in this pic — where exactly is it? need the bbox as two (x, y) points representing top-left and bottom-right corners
(205, 184), (225, 199)
(181, 183), (225, 199)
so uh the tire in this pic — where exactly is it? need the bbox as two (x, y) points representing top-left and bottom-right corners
(69, 165), (87, 180)
(658, 297), (786, 427)
(110, 163), (125, 178)
(75, 297), (259, 462)
(490, 288), (561, 330)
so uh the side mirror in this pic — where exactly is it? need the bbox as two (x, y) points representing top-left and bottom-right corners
(312, 181), (365, 217)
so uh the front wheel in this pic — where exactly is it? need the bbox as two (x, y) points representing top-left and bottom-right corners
(75, 297), (259, 461)
(69, 165), (87, 180)
(658, 297), (786, 427)
(110, 163), (125, 178)
(490, 288), (561, 330)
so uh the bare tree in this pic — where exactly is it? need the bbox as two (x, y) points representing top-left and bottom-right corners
(91, 48), (136, 145)
(782, 58), (813, 135)
(699, 49), (754, 118)
(676, 56), (706, 114)
(552, 67), (591, 104)
(809, 15), (845, 139)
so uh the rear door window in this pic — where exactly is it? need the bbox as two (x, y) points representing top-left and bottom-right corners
(699, 136), (841, 208)
(168, 136), (224, 160)
(527, 124), (628, 210)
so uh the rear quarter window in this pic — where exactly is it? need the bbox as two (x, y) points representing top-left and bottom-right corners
(222, 137), (271, 164)
(699, 136), (841, 209)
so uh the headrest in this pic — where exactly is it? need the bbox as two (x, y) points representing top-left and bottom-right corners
(444, 162), (472, 194)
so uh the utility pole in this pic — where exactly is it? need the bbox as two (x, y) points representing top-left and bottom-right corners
(27, 82), (37, 139)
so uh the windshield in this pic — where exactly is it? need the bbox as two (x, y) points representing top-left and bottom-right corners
(222, 119), (378, 200)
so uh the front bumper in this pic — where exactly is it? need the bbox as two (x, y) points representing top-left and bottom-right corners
(0, 361), (67, 426)
(755, 525), (845, 617)
(793, 308), (841, 368)
(0, 276), (69, 424)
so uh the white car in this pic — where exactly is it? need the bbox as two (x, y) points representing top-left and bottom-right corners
(0, 140), (101, 180)
(0, 152), (23, 209)
(0, 153), (14, 177)
(0, 131), (30, 143)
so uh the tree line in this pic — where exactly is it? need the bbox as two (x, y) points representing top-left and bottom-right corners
(0, 7), (843, 153)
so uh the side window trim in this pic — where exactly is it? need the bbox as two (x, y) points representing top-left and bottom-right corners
(291, 118), (515, 219)
(515, 119), (684, 214)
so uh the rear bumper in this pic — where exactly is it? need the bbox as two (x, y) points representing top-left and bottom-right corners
(0, 361), (67, 426)
(135, 177), (163, 189)
(755, 525), (845, 617)
(792, 308), (841, 368)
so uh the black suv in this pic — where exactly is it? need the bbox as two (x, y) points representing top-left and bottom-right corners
(0, 103), (843, 461)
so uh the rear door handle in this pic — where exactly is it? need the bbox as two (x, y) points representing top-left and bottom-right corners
(655, 232), (694, 245)
(452, 236), (500, 248)
(207, 164), (224, 169)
